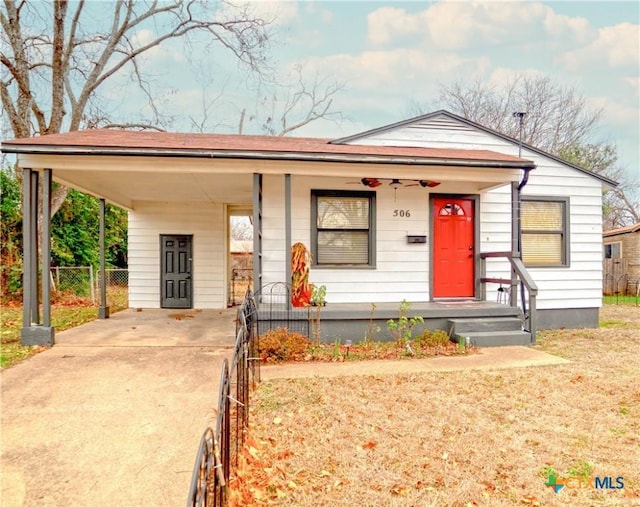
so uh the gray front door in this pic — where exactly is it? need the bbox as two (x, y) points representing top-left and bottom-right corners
(160, 234), (192, 308)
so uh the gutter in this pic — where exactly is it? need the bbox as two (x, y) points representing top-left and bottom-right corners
(0, 144), (536, 170)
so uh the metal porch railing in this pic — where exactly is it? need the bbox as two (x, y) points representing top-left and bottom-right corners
(480, 251), (539, 343)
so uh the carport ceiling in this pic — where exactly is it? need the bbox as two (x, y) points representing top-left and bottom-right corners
(54, 169), (253, 210)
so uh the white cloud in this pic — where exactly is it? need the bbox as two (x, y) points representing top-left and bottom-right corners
(367, 7), (422, 46)
(129, 29), (187, 65)
(366, 1), (594, 51)
(486, 67), (545, 87)
(626, 77), (640, 91)
(302, 48), (475, 91)
(304, 2), (334, 23)
(219, 1), (299, 26)
(557, 23), (640, 71)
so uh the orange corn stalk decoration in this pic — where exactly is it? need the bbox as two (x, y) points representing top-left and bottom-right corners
(291, 242), (312, 307)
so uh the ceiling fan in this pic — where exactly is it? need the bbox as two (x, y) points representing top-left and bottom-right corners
(346, 177), (383, 187)
(347, 177), (440, 188)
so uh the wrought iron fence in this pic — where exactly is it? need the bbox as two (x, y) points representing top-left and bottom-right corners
(254, 282), (310, 337)
(187, 291), (260, 507)
(229, 268), (252, 306)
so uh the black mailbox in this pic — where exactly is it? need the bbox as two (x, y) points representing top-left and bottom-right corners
(407, 235), (427, 244)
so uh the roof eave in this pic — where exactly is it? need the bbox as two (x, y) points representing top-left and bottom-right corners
(1, 144), (535, 170)
(603, 223), (640, 236)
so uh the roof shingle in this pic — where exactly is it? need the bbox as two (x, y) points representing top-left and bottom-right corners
(1, 129), (532, 165)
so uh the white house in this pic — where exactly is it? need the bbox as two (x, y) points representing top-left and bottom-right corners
(2, 111), (616, 346)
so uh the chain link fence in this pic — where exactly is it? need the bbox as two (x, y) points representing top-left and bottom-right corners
(50, 266), (128, 305)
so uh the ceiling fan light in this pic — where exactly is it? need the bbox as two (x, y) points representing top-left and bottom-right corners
(389, 178), (402, 189)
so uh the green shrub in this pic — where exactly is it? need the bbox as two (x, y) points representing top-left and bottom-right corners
(387, 300), (423, 346)
(419, 329), (450, 348)
(259, 328), (310, 362)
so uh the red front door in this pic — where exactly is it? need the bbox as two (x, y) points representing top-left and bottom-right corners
(433, 198), (475, 298)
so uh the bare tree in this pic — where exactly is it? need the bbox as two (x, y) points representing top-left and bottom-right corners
(409, 74), (638, 227)
(230, 216), (252, 242)
(239, 64), (344, 136)
(559, 143), (639, 229)
(1, 0), (272, 214)
(428, 74), (602, 154)
(185, 63), (345, 137)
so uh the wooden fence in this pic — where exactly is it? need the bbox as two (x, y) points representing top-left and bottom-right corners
(603, 258), (630, 295)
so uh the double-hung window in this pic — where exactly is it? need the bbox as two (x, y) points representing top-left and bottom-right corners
(521, 196), (570, 267)
(311, 190), (375, 267)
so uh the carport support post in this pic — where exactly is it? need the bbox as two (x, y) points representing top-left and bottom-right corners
(285, 174), (292, 309)
(510, 181), (519, 308)
(41, 169), (53, 329)
(98, 198), (110, 319)
(21, 168), (34, 330)
(29, 170), (39, 324)
(252, 173), (263, 293)
(21, 168), (54, 346)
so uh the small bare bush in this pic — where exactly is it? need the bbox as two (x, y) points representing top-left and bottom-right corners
(259, 328), (310, 362)
(418, 329), (450, 348)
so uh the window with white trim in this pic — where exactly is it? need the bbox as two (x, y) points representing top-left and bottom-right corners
(521, 197), (570, 267)
(604, 242), (621, 259)
(311, 190), (375, 267)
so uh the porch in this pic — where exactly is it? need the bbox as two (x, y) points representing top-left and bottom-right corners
(254, 298), (532, 347)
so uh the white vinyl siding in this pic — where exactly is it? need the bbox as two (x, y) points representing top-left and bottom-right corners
(261, 174), (431, 303)
(128, 202), (225, 309)
(345, 113), (604, 310)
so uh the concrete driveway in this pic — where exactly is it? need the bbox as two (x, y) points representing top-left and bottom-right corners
(1, 309), (237, 507)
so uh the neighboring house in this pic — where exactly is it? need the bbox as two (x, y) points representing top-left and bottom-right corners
(603, 222), (640, 295)
(2, 110), (616, 347)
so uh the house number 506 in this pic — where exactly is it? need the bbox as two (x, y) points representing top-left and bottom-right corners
(393, 209), (411, 217)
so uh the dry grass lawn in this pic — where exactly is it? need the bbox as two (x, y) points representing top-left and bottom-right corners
(235, 304), (640, 506)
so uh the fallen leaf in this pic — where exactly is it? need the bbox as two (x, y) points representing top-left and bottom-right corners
(276, 449), (294, 459)
(390, 484), (409, 496)
(362, 440), (377, 450)
(319, 470), (331, 477)
(520, 495), (540, 505)
(273, 416), (282, 425)
(287, 480), (298, 490)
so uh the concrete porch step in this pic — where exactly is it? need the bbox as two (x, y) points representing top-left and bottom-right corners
(448, 317), (523, 333)
(452, 330), (532, 347)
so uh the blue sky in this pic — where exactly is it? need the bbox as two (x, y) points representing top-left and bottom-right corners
(106, 1), (639, 180)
